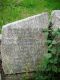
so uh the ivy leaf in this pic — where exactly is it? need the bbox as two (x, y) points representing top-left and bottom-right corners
(52, 30), (57, 36)
(46, 40), (52, 44)
(49, 58), (57, 64)
(52, 66), (57, 72)
(52, 40), (57, 45)
(56, 31), (60, 35)
(48, 44), (52, 49)
(44, 53), (52, 59)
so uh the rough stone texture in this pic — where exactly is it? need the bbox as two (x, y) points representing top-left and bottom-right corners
(1, 13), (49, 74)
(0, 74), (1, 80)
(0, 34), (2, 60)
(51, 10), (60, 29)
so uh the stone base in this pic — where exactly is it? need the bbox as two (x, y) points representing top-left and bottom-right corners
(2, 72), (36, 80)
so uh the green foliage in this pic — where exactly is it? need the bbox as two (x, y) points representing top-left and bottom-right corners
(33, 27), (60, 80)
(0, 0), (60, 29)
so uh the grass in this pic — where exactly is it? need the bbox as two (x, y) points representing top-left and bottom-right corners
(0, 0), (60, 30)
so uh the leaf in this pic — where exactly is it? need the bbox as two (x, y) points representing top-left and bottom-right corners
(49, 58), (57, 64)
(48, 44), (52, 49)
(44, 53), (52, 59)
(52, 40), (57, 45)
(47, 40), (52, 44)
(52, 66), (57, 72)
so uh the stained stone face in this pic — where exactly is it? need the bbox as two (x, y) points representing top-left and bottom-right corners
(51, 10), (60, 29)
(51, 10), (60, 55)
(1, 13), (49, 74)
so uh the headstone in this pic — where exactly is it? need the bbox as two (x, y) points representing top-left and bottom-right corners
(1, 13), (49, 74)
(0, 34), (2, 60)
(51, 10), (60, 54)
(51, 10), (60, 29)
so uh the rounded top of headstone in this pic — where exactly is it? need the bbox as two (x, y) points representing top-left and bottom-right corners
(51, 10), (60, 29)
(51, 10), (60, 18)
(2, 12), (48, 30)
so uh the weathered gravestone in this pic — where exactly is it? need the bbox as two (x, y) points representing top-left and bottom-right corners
(51, 10), (60, 29)
(51, 10), (60, 41)
(51, 10), (60, 54)
(1, 13), (49, 74)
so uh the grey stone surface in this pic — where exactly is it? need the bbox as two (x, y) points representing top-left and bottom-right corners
(51, 10), (60, 29)
(0, 34), (2, 60)
(0, 74), (1, 80)
(1, 13), (49, 74)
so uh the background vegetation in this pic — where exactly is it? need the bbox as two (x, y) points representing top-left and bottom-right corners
(0, 0), (60, 29)
(33, 26), (60, 80)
